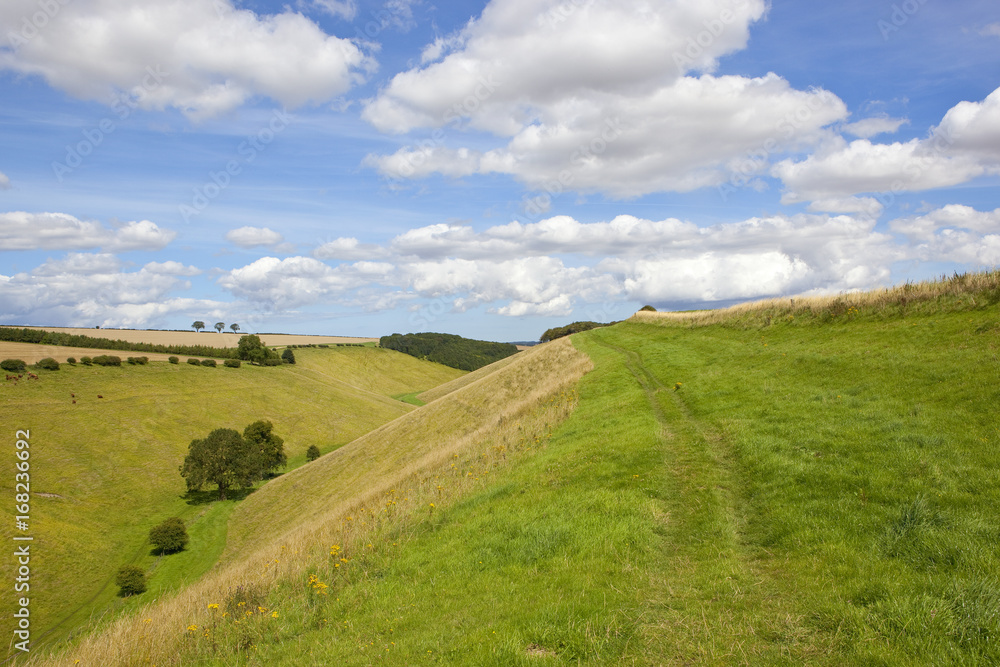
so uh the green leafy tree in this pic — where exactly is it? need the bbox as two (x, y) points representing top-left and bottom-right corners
(116, 565), (147, 596)
(149, 517), (189, 554)
(237, 334), (273, 364)
(243, 420), (287, 478)
(306, 445), (321, 462)
(192, 321), (205, 333)
(214, 322), (225, 333)
(230, 323), (240, 334)
(281, 348), (296, 364)
(179, 428), (257, 500)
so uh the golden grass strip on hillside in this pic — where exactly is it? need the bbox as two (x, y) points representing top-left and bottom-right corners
(30, 337), (592, 667)
(630, 270), (1000, 327)
(415, 351), (523, 403)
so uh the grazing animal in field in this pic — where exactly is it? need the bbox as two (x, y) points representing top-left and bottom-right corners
(72, 400), (76, 404)
(97, 395), (103, 398)
(71, 393), (75, 397)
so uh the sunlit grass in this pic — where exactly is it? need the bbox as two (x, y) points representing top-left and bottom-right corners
(0, 346), (460, 654)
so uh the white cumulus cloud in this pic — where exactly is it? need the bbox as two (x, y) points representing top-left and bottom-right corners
(774, 86), (1000, 203)
(0, 212), (175, 251)
(225, 226), (285, 248)
(0, 0), (372, 120)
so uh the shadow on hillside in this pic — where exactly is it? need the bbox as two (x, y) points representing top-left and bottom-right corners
(182, 487), (257, 505)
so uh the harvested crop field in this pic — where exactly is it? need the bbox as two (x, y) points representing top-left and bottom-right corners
(14, 326), (377, 348)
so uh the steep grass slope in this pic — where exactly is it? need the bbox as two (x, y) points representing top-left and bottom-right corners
(238, 287), (997, 665)
(20, 273), (1000, 665)
(26, 337), (592, 666)
(0, 346), (459, 654)
(415, 352), (522, 403)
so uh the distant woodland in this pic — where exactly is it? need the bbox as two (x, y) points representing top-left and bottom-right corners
(379, 332), (519, 371)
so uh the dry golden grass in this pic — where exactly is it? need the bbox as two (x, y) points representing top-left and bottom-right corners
(631, 270), (1000, 327)
(14, 326), (376, 348)
(0, 342), (178, 364)
(415, 350), (523, 403)
(28, 338), (591, 667)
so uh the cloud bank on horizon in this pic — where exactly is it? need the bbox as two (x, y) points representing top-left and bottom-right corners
(0, 0), (997, 339)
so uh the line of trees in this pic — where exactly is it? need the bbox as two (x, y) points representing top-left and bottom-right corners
(0, 327), (239, 359)
(379, 332), (518, 371)
(192, 321), (240, 334)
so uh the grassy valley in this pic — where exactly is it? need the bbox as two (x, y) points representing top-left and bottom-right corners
(0, 344), (462, 650)
(8, 272), (1000, 665)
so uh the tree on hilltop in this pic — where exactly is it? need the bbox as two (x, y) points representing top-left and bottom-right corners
(214, 322), (225, 333)
(237, 334), (276, 364)
(192, 321), (205, 333)
(230, 323), (240, 334)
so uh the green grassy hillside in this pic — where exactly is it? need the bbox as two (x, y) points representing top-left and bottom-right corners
(0, 346), (461, 654)
(21, 274), (1000, 665)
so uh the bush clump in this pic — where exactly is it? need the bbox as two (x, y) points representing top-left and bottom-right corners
(281, 348), (296, 364)
(35, 358), (60, 371)
(66, 357), (76, 364)
(149, 517), (189, 554)
(80, 356), (92, 366)
(187, 358), (200, 365)
(126, 356), (149, 365)
(115, 565), (147, 596)
(306, 444), (321, 461)
(223, 359), (241, 368)
(1, 359), (27, 373)
(168, 356), (179, 364)
(261, 358), (283, 366)
(201, 359), (217, 367)
(639, 305), (657, 312)
(92, 355), (122, 367)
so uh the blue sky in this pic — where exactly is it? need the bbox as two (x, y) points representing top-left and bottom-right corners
(0, 0), (998, 341)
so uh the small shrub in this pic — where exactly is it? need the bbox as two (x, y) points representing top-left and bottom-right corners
(92, 355), (122, 367)
(262, 358), (282, 366)
(80, 356), (92, 366)
(201, 358), (217, 367)
(35, 358), (60, 371)
(115, 565), (147, 596)
(149, 517), (188, 554)
(639, 305), (657, 312)
(281, 348), (296, 364)
(168, 356), (179, 364)
(127, 357), (137, 365)
(306, 444), (321, 461)
(187, 358), (200, 365)
(1, 359), (27, 373)
(66, 357), (77, 365)
(223, 359), (241, 368)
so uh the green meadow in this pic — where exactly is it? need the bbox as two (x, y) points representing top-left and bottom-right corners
(0, 346), (461, 649)
(161, 302), (1000, 665)
(11, 274), (1000, 665)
